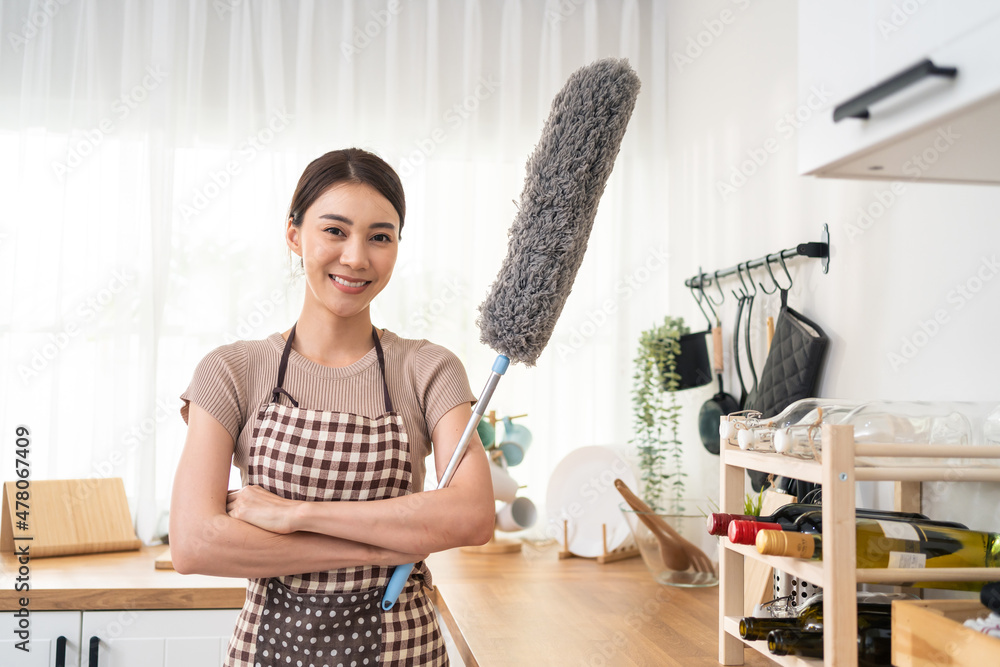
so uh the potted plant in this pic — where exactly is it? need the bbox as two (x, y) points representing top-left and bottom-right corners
(630, 315), (690, 513)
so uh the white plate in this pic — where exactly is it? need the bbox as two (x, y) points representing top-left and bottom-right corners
(545, 446), (638, 558)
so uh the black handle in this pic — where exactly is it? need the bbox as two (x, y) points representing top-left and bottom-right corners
(89, 636), (100, 667)
(55, 636), (67, 667)
(833, 58), (957, 122)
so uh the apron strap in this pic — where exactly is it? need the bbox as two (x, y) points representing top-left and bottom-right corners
(372, 325), (394, 414)
(273, 323), (393, 414)
(272, 323), (300, 407)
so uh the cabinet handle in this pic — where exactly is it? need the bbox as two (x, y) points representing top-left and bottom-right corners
(88, 636), (100, 667)
(833, 58), (957, 122)
(55, 636), (67, 667)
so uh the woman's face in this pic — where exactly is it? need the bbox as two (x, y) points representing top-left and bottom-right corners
(287, 181), (400, 321)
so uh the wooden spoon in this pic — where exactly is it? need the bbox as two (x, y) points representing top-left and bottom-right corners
(614, 479), (690, 571)
(615, 479), (716, 575)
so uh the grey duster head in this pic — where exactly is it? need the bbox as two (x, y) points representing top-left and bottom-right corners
(477, 58), (641, 365)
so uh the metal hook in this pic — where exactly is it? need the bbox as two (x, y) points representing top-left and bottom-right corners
(774, 253), (793, 291)
(698, 271), (719, 325)
(690, 272), (715, 329)
(758, 254), (780, 295)
(706, 270), (725, 306)
(745, 261), (758, 297)
(736, 262), (756, 298)
(733, 264), (747, 299)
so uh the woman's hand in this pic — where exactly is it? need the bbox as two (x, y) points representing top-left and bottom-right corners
(226, 485), (301, 534)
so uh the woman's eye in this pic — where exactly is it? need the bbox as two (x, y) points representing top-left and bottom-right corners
(324, 227), (345, 236)
(372, 233), (392, 243)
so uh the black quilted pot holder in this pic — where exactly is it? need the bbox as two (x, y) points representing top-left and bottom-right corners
(746, 290), (829, 492)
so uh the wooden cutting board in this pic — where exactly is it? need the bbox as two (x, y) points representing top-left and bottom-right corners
(154, 547), (174, 570)
(1, 478), (141, 558)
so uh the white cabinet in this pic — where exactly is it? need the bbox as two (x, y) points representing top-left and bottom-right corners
(2, 609), (239, 667)
(0, 611), (80, 667)
(83, 609), (238, 667)
(798, 0), (1000, 183)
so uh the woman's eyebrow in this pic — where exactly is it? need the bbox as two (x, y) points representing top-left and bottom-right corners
(319, 213), (353, 224)
(319, 214), (396, 231)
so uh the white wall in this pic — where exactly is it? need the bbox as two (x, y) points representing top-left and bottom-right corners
(664, 1), (1000, 526)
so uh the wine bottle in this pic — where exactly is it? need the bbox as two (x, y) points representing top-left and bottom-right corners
(982, 581), (1000, 613)
(709, 503), (818, 536)
(767, 624), (892, 666)
(727, 509), (968, 546)
(707, 503), (932, 537)
(738, 592), (893, 641)
(756, 518), (1000, 591)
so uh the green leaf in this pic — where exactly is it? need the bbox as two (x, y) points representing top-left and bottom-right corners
(630, 314), (691, 510)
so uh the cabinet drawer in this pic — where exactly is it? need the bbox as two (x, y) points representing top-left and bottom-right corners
(798, 0), (1000, 116)
(0, 611), (81, 667)
(799, 14), (1000, 183)
(868, 0), (1000, 82)
(84, 609), (239, 667)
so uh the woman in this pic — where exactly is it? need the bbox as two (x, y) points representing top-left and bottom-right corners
(170, 148), (495, 667)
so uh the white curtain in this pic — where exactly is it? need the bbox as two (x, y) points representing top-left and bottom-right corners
(0, 0), (669, 543)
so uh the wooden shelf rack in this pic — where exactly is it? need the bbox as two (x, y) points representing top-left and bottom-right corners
(718, 423), (1000, 666)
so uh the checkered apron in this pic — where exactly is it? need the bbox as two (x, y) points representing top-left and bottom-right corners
(225, 324), (448, 667)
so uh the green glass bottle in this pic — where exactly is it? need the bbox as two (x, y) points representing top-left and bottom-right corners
(756, 517), (1000, 591)
(739, 593), (893, 641)
(767, 624), (892, 667)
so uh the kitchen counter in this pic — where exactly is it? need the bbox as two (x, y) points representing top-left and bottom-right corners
(427, 544), (772, 667)
(0, 544), (771, 666)
(0, 544), (244, 610)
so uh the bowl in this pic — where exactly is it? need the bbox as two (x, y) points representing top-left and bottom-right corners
(620, 503), (719, 588)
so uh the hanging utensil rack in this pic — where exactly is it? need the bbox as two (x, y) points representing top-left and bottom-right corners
(683, 224), (830, 290)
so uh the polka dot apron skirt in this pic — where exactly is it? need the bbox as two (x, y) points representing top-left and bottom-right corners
(225, 324), (448, 667)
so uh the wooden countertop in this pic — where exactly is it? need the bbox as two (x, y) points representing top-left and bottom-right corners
(427, 545), (772, 667)
(1, 543), (772, 666)
(0, 544), (245, 610)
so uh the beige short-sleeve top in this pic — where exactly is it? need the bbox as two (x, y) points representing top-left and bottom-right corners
(179, 330), (476, 491)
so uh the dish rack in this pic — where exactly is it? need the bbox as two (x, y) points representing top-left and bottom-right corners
(557, 518), (639, 563)
(718, 422), (1000, 666)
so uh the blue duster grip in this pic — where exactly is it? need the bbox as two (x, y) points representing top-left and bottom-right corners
(381, 354), (510, 610)
(381, 562), (413, 610)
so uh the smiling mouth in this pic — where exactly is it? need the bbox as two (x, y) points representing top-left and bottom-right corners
(330, 275), (371, 288)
